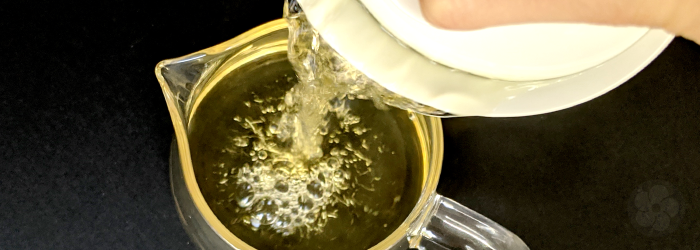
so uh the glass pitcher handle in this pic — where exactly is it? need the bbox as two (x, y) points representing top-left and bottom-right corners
(414, 195), (529, 250)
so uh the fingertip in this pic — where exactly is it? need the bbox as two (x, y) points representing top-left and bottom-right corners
(420, 0), (491, 30)
(419, 0), (464, 30)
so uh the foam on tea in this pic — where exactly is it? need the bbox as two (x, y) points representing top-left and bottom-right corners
(186, 8), (431, 250)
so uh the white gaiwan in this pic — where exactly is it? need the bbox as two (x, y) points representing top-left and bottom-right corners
(296, 0), (674, 117)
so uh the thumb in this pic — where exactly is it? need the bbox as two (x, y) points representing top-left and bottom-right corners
(419, 0), (700, 42)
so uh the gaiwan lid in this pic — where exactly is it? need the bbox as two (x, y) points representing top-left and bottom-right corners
(295, 0), (673, 116)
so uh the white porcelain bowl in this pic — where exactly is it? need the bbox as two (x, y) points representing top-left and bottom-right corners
(297, 0), (674, 117)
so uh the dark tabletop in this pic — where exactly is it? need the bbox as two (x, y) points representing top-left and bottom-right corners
(1, 0), (699, 249)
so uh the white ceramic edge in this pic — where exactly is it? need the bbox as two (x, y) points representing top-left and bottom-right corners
(487, 29), (674, 117)
(360, 0), (649, 81)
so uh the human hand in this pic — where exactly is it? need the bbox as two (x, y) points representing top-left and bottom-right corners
(419, 0), (700, 44)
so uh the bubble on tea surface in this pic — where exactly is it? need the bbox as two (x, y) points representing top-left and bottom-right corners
(318, 126), (329, 135)
(252, 198), (279, 225)
(257, 150), (268, 160)
(327, 157), (340, 168)
(298, 195), (315, 211)
(307, 180), (324, 199)
(274, 181), (289, 193)
(276, 215), (292, 228)
(235, 183), (255, 208)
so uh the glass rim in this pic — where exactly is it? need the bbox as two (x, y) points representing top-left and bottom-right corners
(159, 19), (445, 250)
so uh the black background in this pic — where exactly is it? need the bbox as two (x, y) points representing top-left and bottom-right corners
(1, 0), (699, 249)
